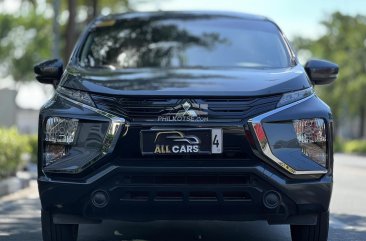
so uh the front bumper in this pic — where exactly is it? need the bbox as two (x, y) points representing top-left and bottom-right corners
(38, 160), (332, 225)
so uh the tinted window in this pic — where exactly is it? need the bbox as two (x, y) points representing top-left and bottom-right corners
(79, 15), (291, 69)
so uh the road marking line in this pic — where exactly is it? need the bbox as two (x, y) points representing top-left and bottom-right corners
(330, 216), (366, 232)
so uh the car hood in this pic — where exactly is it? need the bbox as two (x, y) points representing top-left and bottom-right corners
(61, 65), (311, 97)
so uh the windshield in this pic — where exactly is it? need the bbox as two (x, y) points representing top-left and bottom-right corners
(79, 15), (291, 69)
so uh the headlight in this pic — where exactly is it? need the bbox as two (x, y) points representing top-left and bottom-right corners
(277, 88), (314, 107)
(43, 117), (111, 172)
(249, 117), (328, 175)
(44, 144), (67, 165)
(293, 118), (327, 167)
(41, 87), (126, 174)
(44, 117), (78, 166)
(45, 117), (78, 144)
(57, 86), (95, 107)
(42, 116), (125, 175)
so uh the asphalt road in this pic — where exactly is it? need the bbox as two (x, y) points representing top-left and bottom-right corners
(0, 153), (365, 241)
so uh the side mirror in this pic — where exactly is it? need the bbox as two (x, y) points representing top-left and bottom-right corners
(34, 59), (63, 86)
(305, 59), (339, 85)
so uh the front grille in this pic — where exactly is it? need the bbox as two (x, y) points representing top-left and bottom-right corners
(120, 191), (252, 202)
(115, 173), (254, 202)
(118, 174), (251, 185)
(91, 95), (281, 122)
(90, 95), (277, 165)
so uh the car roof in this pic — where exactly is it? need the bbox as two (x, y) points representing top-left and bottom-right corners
(96, 10), (268, 22)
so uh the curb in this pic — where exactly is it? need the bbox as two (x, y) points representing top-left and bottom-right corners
(0, 171), (33, 197)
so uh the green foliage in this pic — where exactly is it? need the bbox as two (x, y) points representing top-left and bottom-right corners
(333, 137), (344, 153)
(26, 134), (38, 164)
(343, 140), (366, 154)
(0, 128), (31, 179)
(334, 138), (366, 154)
(0, 0), (133, 82)
(292, 12), (366, 136)
(0, 10), (52, 82)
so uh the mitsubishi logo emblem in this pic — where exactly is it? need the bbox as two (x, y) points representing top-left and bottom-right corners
(180, 101), (197, 117)
(182, 101), (191, 111)
(157, 100), (209, 122)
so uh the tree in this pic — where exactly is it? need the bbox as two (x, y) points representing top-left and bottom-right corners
(0, 8), (52, 82)
(63, 0), (133, 61)
(0, 0), (169, 82)
(65, 0), (77, 60)
(292, 12), (366, 138)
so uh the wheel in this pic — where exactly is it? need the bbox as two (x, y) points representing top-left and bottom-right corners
(41, 210), (79, 241)
(290, 211), (329, 241)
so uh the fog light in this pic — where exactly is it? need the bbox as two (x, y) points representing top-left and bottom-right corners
(293, 118), (327, 167)
(45, 117), (78, 144)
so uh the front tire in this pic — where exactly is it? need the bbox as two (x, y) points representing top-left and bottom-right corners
(290, 211), (329, 241)
(41, 210), (79, 241)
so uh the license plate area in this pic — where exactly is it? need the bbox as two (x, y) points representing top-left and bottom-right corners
(140, 128), (223, 155)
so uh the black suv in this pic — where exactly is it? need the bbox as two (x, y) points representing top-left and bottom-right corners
(35, 11), (338, 241)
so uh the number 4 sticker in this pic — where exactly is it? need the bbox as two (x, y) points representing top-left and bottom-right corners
(211, 129), (223, 154)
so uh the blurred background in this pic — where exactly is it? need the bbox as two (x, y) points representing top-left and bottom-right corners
(0, 0), (366, 240)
